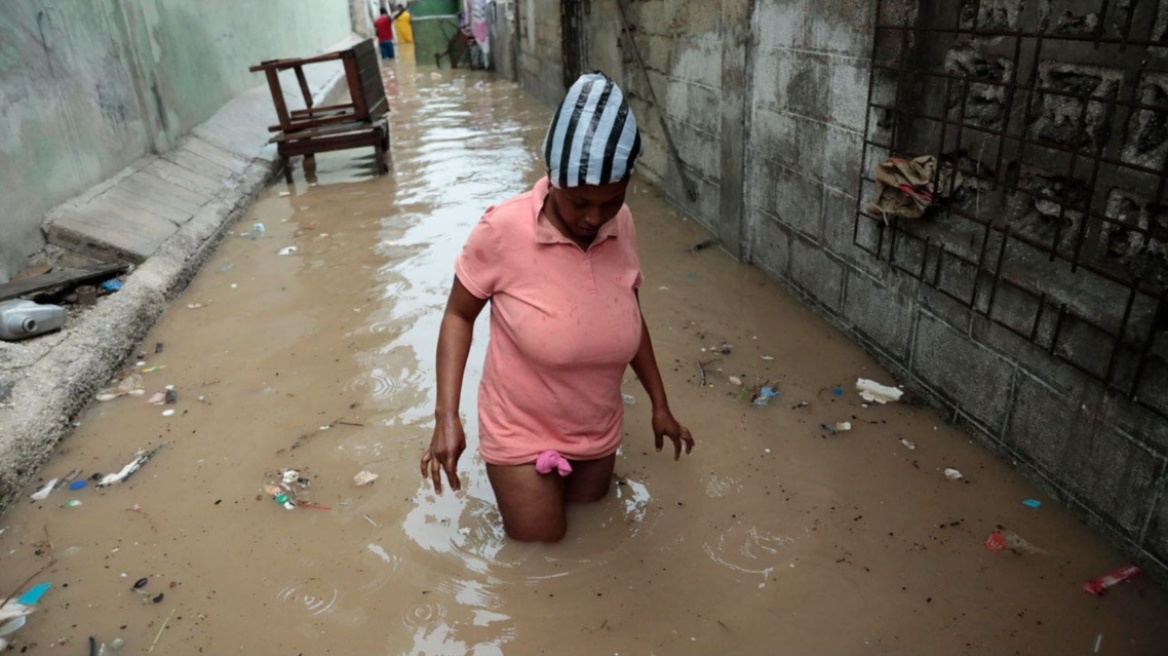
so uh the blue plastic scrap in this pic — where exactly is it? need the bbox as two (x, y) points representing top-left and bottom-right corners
(1022, 499), (1041, 509)
(17, 582), (51, 605)
(100, 279), (123, 292)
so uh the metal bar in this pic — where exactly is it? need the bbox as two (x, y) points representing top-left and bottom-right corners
(1030, 293), (1047, 343)
(1048, 97), (1090, 261)
(864, 102), (1168, 179)
(869, 64), (1168, 115)
(1049, 304), (1067, 354)
(889, 22), (911, 155)
(1014, 30), (1045, 192)
(1096, 0), (1111, 51)
(1130, 289), (1167, 397)
(992, 32), (1025, 188)
(969, 217), (995, 309)
(1069, 91), (1120, 272)
(1104, 283), (1140, 384)
(870, 23), (1168, 49)
(854, 8), (883, 252)
(615, 0), (698, 202)
(933, 243), (945, 287)
(986, 226), (1010, 318)
(1119, 0), (1137, 53)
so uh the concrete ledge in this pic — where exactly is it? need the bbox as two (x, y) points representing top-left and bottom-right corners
(0, 36), (363, 514)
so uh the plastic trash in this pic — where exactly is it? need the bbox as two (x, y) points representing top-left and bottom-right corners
(353, 471), (379, 486)
(856, 378), (904, 404)
(17, 583), (51, 605)
(622, 393), (636, 405)
(899, 438), (916, 450)
(832, 386), (843, 396)
(944, 468), (963, 480)
(278, 246), (299, 255)
(148, 391), (166, 405)
(266, 469), (314, 510)
(141, 365), (166, 374)
(985, 529), (1045, 554)
(29, 479), (58, 501)
(0, 300), (66, 341)
(821, 421), (852, 435)
(728, 376), (742, 386)
(0, 582), (52, 639)
(252, 222), (266, 238)
(1083, 564), (1142, 595)
(101, 279), (124, 292)
(1022, 499), (1041, 509)
(66, 499), (82, 507)
(752, 386), (779, 407)
(97, 445), (165, 487)
(68, 480), (87, 491)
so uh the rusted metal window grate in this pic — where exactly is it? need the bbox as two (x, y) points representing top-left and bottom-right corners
(855, 0), (1168, 418)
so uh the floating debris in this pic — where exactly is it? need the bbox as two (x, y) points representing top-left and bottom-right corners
(1083, 565), (1142, 596)
(821, 421), (852, 435)
(353, 471), (379, 486)
(29, 479), (58, 501)
(97, 445), (166, 487)
(943, 468), (963, 480)
(856, 378), (903, 404)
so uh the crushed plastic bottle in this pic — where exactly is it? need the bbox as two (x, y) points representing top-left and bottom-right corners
(752, 386), (779, 407)
(0, 300), (66, 341)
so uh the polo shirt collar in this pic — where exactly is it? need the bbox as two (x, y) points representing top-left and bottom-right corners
(531, 176), (620, 247)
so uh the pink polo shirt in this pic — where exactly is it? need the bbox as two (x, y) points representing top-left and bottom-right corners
(455, 177), (644, 465)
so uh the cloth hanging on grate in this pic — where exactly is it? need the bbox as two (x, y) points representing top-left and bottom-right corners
(868, 155), (938, 220)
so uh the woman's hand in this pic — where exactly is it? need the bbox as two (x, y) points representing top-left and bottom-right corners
(652, 406), (694, 460)
(423, 277), (486, 494)
(421, 413), (466, 493)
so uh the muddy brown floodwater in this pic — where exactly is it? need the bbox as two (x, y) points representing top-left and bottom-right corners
(3, 48), (1168, 656)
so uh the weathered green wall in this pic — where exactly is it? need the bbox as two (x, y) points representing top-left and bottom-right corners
(412, 15), (461, 67)
(0, 0), (353, 282)
(410, 0), (460, 17)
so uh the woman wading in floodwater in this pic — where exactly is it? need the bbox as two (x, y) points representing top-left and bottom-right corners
(420, 72), (694, 542)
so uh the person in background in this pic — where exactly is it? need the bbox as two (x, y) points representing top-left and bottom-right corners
(420, 72), (695, 543)
(374, 6), (403, 60)
(393, 3), (413, 44)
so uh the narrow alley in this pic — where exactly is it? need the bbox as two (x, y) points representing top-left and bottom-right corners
(1, 43), (1166, 655)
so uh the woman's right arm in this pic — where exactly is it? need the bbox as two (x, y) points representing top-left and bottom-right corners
(421, 276), (488, 493)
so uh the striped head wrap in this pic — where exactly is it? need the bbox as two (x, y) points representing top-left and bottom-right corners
(542, 72), (641, 188)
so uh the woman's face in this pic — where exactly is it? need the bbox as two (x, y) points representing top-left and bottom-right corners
(547, 177), (630, 244)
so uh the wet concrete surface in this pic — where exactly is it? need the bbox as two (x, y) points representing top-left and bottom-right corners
(2, 48), (1168, 655)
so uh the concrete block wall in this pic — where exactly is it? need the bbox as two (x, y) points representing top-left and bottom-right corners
(516, 0), (566, 107)
(0, 0), (354, 282)
(589, 0), (725, 231)
(746, 0), (1168, 579)
(516, 0), (1168, 578)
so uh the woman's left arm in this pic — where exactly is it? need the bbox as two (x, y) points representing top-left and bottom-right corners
(629, 294), (695, 460)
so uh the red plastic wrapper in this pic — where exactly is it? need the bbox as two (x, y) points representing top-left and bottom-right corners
(1083, 564), (1142, 596)
(985, 531), (1007, 551)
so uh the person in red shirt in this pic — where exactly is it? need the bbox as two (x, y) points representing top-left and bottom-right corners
(374, 7), (396, 60)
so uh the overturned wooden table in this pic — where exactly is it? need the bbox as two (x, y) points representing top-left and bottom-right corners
(250, 39), (390, 182)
